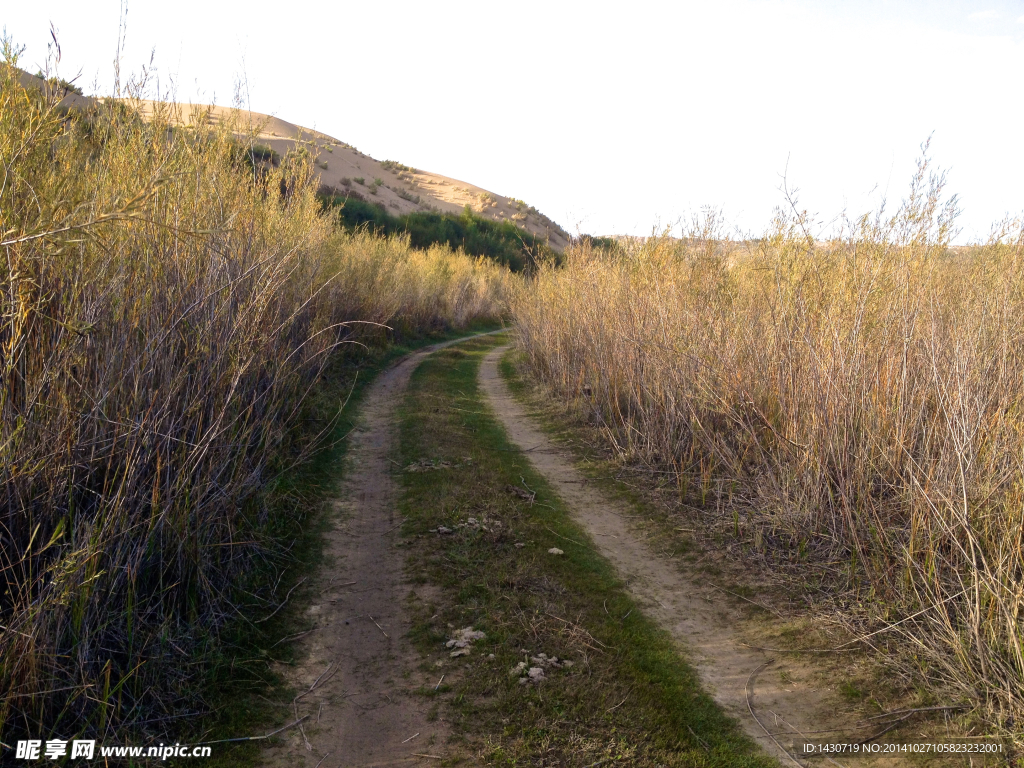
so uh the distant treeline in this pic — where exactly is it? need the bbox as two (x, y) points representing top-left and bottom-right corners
(320, 194), (558, 272)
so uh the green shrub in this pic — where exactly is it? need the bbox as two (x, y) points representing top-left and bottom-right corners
(247, 142), (279, 165)
(575, 234), (620, 251)
(34, 70), (83, 95)
(321, 196), (558, 272)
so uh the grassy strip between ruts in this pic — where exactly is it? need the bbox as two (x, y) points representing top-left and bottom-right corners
(396, 334), (777, 767)
(179, 324), (501, 768)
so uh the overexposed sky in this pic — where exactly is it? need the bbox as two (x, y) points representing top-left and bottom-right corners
(5, 1), (1024, 241)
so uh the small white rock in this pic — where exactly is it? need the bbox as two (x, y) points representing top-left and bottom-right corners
(445, 627), (486, 649)
(548, 547), (563, 555)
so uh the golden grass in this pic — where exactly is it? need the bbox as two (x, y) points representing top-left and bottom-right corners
(0, 63), (511, 738)
(511, 156), (1024, 735)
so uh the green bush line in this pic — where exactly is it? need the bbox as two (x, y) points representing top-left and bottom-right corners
(396, 336), (775, 767)
(320, 195), (557, 272)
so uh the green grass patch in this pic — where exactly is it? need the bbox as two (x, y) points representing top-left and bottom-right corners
(396, 335), (775, 767)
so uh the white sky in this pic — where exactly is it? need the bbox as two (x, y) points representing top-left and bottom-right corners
(5, 0), (1024, 242)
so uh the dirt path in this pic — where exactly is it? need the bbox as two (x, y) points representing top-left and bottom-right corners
(479, 345), (920, 768)
(262, 334), (496, 768)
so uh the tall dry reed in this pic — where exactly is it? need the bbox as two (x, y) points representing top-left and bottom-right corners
(0, 62), (510, 740)
(513, 154), (1024, 732)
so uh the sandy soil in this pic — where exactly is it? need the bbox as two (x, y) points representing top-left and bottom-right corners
(479, 345), (931, 768)
(262, 334), (496, 768)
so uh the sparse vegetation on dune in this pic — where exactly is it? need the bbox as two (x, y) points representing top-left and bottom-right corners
(512, 152), (1024, 738)
(0, 60), (511, 742)
(380, 159), (414, 173)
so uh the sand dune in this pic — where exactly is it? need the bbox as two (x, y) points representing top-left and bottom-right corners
(16, 68), (95, 110)
(134, 100), (571, 250)
(16, 69), (569, 250)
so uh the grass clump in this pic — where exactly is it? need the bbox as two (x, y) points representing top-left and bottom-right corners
(0, 57), (512, 746)
(396, 336), (773, 767)
(511, 147), (1024, 739)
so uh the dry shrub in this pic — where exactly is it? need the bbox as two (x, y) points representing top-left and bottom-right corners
(512, 152), (1024, 733)
(323, 230), (511, 336)
(0, 64), (510, 738)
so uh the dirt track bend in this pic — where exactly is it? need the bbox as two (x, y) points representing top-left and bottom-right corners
(263, 332), (499, 768)
(479, 345), (915, 768)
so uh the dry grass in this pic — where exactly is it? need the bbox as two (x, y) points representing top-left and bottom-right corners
(0, 62), (511, 740)
(512, 151), (1024, 738)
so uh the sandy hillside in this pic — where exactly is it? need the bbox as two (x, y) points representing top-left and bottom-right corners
(16, 68), (95, 110)
(15, 69), (569, 250)
(133, 100), (571, 250)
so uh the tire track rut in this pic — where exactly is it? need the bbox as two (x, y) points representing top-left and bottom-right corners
(480, 344), (920, 768)
(263, 333), (497, 768)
